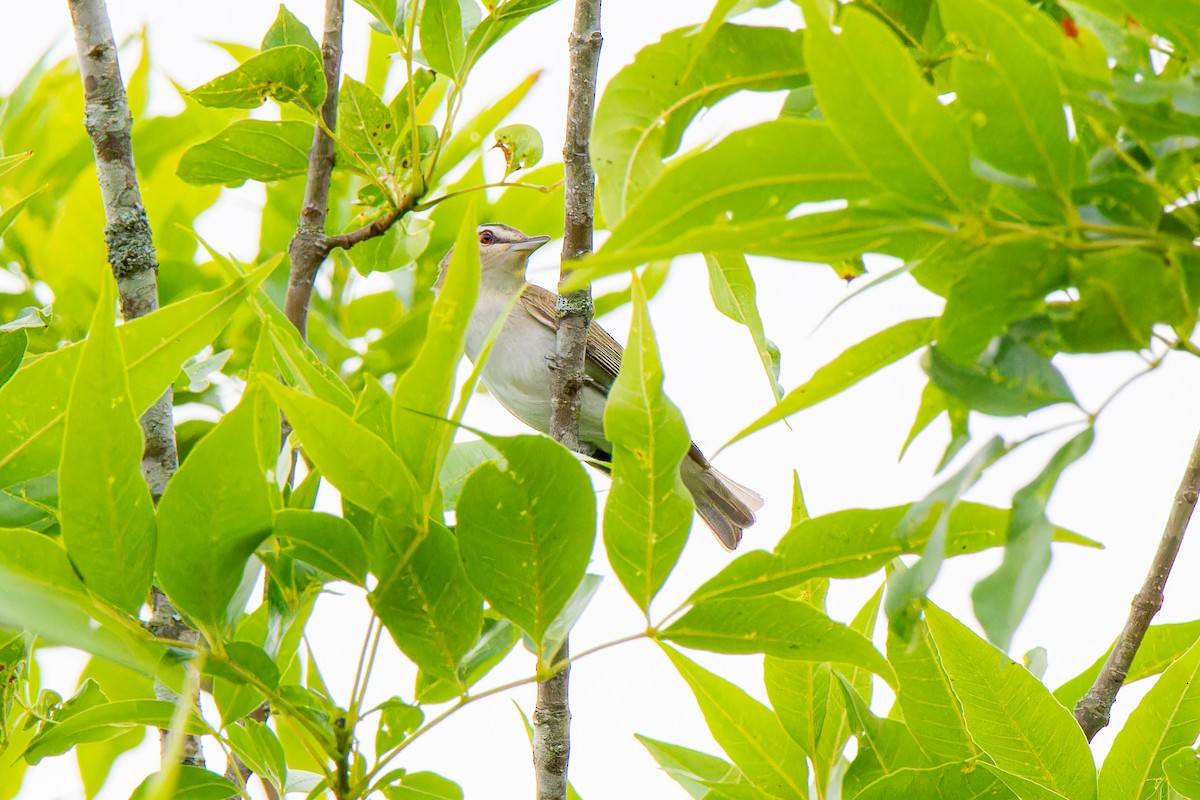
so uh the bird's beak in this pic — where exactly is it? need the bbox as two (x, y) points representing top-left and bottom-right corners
(510, 235), (551, 253)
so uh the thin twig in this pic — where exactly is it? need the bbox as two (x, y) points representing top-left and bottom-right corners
(1074, 423), (1200, 739)
(539, 3), (602, 800)
(67, 0), (201, 769)
(284, 0), (345, 339)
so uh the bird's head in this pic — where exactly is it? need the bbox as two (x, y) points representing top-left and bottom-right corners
(436, 223), (551, 292)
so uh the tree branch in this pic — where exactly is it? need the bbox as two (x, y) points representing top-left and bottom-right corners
(1074, 423), (1200, 739)
(67, 0), (203, 769)
(538, 2), (601, 799)
(284, 0), (345, 339)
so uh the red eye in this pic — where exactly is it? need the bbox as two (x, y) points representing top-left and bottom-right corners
(479, 230), (495, 244)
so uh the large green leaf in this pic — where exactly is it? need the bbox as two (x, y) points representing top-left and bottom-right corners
(188, 45), (326, 111)
(662, 646), (808, 800)
(691, 501), (1096, 603)
(59, 278), (155, 614)
(338, 77), (396, 172)
(273, 509), (368, 586)
(705, 253), (783, 400)
(392, 210), (479, 498)
(597, 118), (870, 261)
(856, 764), (1014, 800)
(727, 317), (937, 446)
(940, 0), (1073, 188)
(265, 381), (419, 518)
(663, 595), (895, 686)
(804, 4), (981, 212)
(1053, 620), (1200, 709)
(0, 330), (25, 389)
(635, 735), (741, 798)
(456, 435), (595, 657)
(887, 620), (982, 763)
(128, 766), (241, 800)
(262, 4), (320, 57)
(603, 276), (693, 613)
(1098, 638), (1200, 800)
(0, 263), (272, 488)
(593, 23), (808, 223)
(421, 0), (467, 81)
(0, 529), (168, 677)
(924, 338), (1076, 417)
(1164, 748), (1200, 800)
(177, 120), (313, 186)
(24, 700), (205, 764)
(839, 674), (933, 793)
(925, 604), (1096, 800)
(156, 390), (276, 638)
(973, 429), (1093, 649)
(369, 518), (483, 683)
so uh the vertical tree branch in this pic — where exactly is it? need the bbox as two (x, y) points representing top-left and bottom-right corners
(538, 3), (601, 800)
(284, 0), (344, 339)
(1074, 424), (1200, 740)
(66, 0), (200, 768)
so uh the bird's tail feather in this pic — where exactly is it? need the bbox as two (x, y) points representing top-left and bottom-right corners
(681, 457), (764, 551)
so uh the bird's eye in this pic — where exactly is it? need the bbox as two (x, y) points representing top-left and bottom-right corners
(479, 230), (495, 245)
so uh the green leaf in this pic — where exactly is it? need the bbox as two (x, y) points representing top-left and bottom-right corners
(376, 698), (424, 756)
(593, 24), (808, 223)
(353, 0), (399, 33)
(1098, 638), (1200, 800)
(339, 77), (396, 171)
(938, 240), (1068, 361)
(925, 338), (1076, 417)
(595, 119), (871, 264)
(0, 529), (169, 677)
(434, 72), (540, 182)
(177, 120), (313, 186)
(258, 312), (355, 414)
(274, 509), (368, 585)
(370, 518), (483, 683)
(0, 263), (272, 488)
(855, 763), (1013, 800)
(226, 719), (287, 796)
(635, 735), (740, 798)
(383, 771), (464, 800)
(941, 0), (1073, 188)
(265, 381), (419, 517)
(726, 317), (937, 446)
(973, 429), (1093, 650)
(1073, 176), (1161, 229)
(662, 645), (808, 800)
(421, 0), (467, 81)
(262, 4), (320, 56)
(465, 0), (560, 65)
(0, 330), (25, 390)
(392, 209), (479, 498)
(456, 435), (595, 657)
(1053, 620), (1200, 709)
(59, 277), (155, 615)
(803, 5), (980, 212)
(603, 276), (693, 613)
(691, 501), (1096, 603)
(24, 700), (204, 764)
(189, 45), (325, 110)
(838, 674), (933, 792)
(1164, 748), (1200, 800)
(1054, 249), (1191, 353)
(887, 620), (982, 763)
(925, 603), (1096, 800)
(886, 437), (1008, 634)
(900, 381), (947, 459)
(494, 123), (542, 178)
(415, 617), (519, 703)
(664, 595), (895, 686)
(128, 766), (241, 800)
(438, 439), (500, 513)
(705, 253), (783, 400)
(156, 390), (276, 638)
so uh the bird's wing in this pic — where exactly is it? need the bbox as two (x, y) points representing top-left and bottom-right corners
(519, 283), (624, 389)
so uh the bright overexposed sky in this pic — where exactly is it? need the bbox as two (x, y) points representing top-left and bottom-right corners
(6, 2), (1200, 799)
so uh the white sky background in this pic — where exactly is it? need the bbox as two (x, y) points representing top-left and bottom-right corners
(5, 1), (1200, 798)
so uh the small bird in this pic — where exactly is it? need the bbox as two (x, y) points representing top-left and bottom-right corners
(439, 222), (763, 549)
